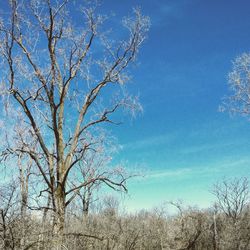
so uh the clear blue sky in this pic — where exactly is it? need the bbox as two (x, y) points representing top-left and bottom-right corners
(1, 0), (250, 212)
(101, 0), (250, 211)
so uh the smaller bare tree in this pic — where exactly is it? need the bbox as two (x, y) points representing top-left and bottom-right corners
(212, 177), (249, 222)
(0, 182), (19, 250)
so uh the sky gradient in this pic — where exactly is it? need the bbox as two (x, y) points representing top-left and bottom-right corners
(101, 0), (250, 211)
(1, 0), (250, 213)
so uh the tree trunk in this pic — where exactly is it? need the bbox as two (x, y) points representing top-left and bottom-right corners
(20, 187), (28, 250)
(18, 157), (30, 250)
(1, 209), (8, 250)
(82, 187), (91, 219)
(213, 211), (219, 250)
(52, 185), (66, 250)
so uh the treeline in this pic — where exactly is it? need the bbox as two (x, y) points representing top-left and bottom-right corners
(1, 178), (249, 250)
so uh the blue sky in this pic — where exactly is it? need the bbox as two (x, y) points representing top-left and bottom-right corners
(1, 0), (250, 212)
(100, 0), (250, 211)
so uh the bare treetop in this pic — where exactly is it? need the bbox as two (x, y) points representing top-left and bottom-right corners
(220, 53), (250, 118)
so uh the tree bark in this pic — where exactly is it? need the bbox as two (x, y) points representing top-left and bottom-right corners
(19, 158), (29, 250)
(52, 185), (66, 250)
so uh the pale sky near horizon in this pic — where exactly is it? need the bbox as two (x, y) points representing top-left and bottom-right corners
(1, 0), (250, 213)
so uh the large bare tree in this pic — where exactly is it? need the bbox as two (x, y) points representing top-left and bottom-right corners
(0, 0), (149, 248)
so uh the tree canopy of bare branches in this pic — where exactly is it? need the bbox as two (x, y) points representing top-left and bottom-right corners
(212, 177), (249, 222)
(0, 1), (150, 248)
(220, 53), (250, 117)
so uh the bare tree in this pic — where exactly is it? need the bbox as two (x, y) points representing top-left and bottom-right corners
(0, 182), (18, 250)
(212, 178), (249, 222)
(220, 53), (250, 117)
(167, 202), (205, 250)
(17, 154), (32, 250)
(0, 0), (149, 248)
(0, 110), (40, 249)
(66, 136), (128, 219)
